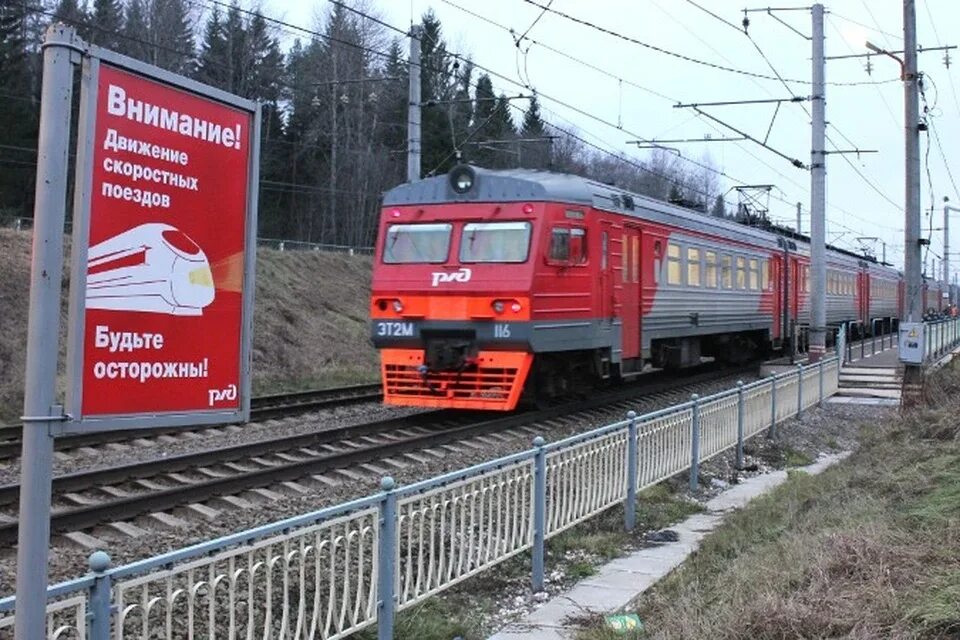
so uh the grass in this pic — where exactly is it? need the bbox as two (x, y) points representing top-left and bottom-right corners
(781, 446), (814, 467)
(354, 599), (479, 640)
(620, 367), (960, 639)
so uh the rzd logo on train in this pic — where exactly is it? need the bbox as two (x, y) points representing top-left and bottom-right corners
(431, 267), (472, 287)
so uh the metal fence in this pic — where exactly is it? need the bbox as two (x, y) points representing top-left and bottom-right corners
(924, 317), (960, 362)
(0, 358), (840, 640)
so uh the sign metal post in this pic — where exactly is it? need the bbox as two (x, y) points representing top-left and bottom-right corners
(15, 25), (260, 636)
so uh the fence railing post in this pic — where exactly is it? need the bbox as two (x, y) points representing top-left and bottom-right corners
(88, 551), (112, 640)
(689, 394), (700, 492)
(624, 411), (638, 531)
(818, 359), (825, 407)
(377, 476), (397, 640)
(769, 373), (778, 439)
(847, 324), (853, 363)
(532, 436), (547, 592)
(872, 319), (877, 355)
(736, 381), (745, 469)
(796, 363), (804, 417)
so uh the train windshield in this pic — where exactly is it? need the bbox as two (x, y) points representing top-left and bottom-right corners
(383, 223), (452, 263)
(460, 222), (532, 263)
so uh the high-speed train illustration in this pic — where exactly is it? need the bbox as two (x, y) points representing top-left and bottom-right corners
(86, 223), (215, 316)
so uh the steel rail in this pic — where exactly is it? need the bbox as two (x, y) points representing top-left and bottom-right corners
(0, 383), (383, 460)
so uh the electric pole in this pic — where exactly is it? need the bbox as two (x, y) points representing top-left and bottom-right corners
(796, 201), (802, 234)
(809, 3), (827, 363)
(407, 26), (422, 183)
(904, 0), (922, 322)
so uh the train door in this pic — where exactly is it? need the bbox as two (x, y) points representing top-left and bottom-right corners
(600, 223), (613, 320)
(620, 224), (641, 358)
(772, 254), (784, 343)
(791, 257), (801, 324)
(860, 270), (870, 326)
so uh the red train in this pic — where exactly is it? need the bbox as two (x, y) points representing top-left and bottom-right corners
(370, 165), (948, 411)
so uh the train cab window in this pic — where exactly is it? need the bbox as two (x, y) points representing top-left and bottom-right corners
(687, 247), (701, 286)
(736, 256), (746, 289)
(721, 254), (733, 288)
(632, 236), (640, 283)
(667, 242), (682, 285)
(749, 258), (759, 290)
(761, 260), (770, 290)
(460, 222), (532, 263)
(548, 227), (587, 265)
(383, 223), (452, 264)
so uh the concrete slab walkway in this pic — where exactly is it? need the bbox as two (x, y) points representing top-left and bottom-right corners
(487, 452), (851, 640)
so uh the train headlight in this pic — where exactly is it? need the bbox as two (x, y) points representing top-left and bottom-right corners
(492, 300), (505, 314)
(449, 165), (476, 194)
(511, 302), (522, 313)
(392, 299), (404, 313)
(188, 266), (214, 287)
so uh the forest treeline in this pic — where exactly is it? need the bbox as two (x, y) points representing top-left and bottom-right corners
(0, 0), (733, 247)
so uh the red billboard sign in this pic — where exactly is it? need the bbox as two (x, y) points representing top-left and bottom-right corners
(66, 62), (258, 427)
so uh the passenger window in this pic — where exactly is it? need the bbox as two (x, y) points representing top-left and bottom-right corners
(736, 256), (746, 289)
(704, 251), (717, 288)
(548, 227), (586, 265)
(570, 228), (586, 264)
(761, 259), (770, 290)
(721, 254), (732, 289)
(749, 258), (759, 290)
(602, 232), (608, 270)
(653, 240), (662, 285)
(667, 243), (682, 285)
(687, 248), (701, 287)
(632, 236), (640, 283)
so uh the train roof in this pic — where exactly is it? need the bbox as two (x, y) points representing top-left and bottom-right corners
(383, 166), (901, 277)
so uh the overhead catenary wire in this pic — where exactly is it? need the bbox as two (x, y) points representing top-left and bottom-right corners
(444, 0), (901, 240)
(521, 0), (898, 87)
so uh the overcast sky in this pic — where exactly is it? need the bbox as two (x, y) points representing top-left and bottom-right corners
(260, 0), (960, 276)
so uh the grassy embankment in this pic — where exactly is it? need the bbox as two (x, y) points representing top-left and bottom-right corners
(0, 229), (379, 422)
(580, 366), (960, 639)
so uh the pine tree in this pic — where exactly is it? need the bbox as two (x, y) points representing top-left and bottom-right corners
(418, 10), (457, 176)
(197, 4), (227, 87)
(90, 0), (123, 49)
(668, 184), (683, 204)
(711, 194), (726, 218)
(120, 0), (150, 61)
(520, 91), (549, 169)
(148, 0), (194, 74)
(53, 0), (88, 34)
(471, 73), (496, 167)
(376, 37), (408, 153)
(486, 93), (517, 168)
(0, 0), (39, 214)
(521, 91), (545, 138)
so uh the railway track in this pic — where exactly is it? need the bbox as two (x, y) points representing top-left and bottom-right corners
(0, 366), (754, 546)
(0, 383), (382, 461)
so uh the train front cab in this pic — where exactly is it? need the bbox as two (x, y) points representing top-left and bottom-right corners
(370, 200), (542, 411)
